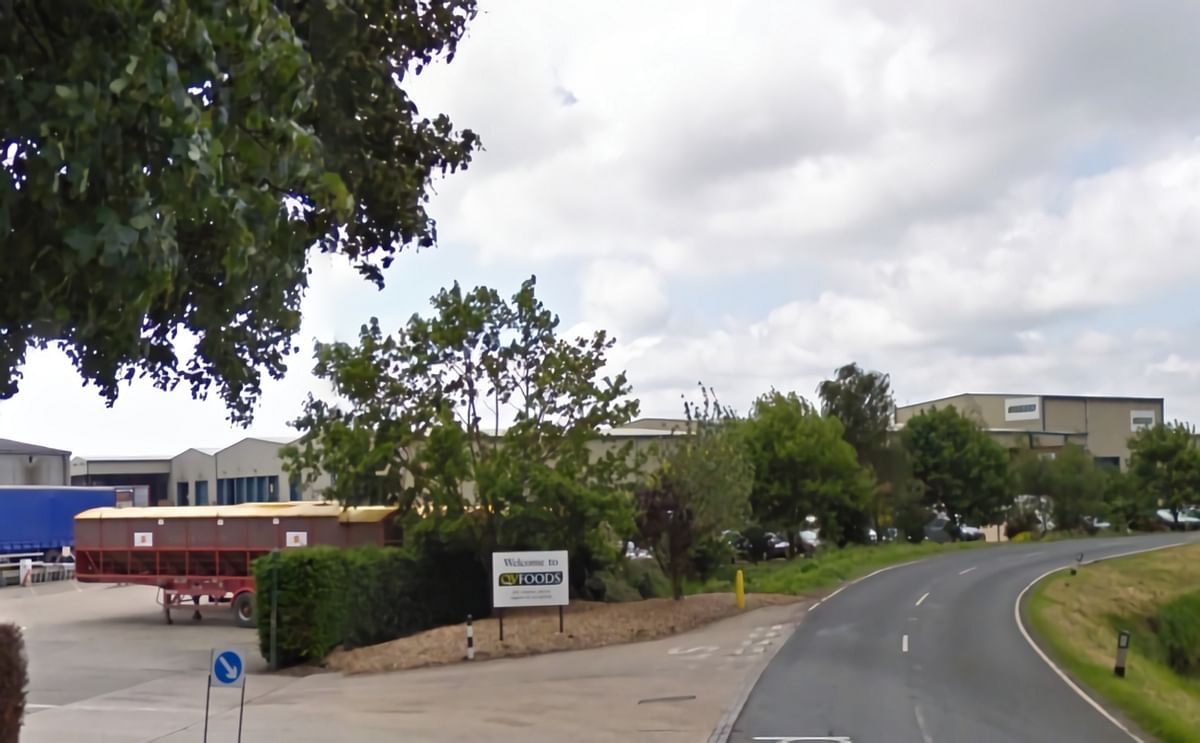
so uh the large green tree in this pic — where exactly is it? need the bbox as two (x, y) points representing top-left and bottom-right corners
(902, 405), (1011, 528)
(817, 362), (899, 529)
(1128, 422), (1200, 526)
(283, 277), (640, 590)
(740, 390), (873, 547)
(635, 388), (752, 599)
(0, 1), (480, 421)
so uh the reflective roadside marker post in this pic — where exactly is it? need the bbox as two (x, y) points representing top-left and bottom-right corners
(735, 569), (746, 610)
(1114, 630), (1131, 678)
(466, 614), (475, 661)
(205, 648), (247, 743)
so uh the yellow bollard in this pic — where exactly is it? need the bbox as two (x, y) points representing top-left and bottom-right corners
(735, 569), (745, 610)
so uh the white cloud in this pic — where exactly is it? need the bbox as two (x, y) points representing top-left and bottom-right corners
(7, 1), (1200, 455)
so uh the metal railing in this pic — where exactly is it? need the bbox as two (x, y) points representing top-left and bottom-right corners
(0, 552), (76, 587)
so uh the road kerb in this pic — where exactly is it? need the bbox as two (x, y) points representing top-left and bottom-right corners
(708, 558), (923, 743)
(706, 602), (806, 743)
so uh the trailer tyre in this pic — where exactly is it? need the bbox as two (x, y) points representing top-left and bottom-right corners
(232, 592), (256, 628)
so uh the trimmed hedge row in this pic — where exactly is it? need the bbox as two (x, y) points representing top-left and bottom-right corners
(1156, 589), (1200, 675)
(0, 623), (27, 743)
(254, 545), (489, 667)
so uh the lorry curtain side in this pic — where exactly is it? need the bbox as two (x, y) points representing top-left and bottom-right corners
(0, 487), (117, 553)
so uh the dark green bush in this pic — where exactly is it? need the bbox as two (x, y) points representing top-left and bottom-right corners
(741, 525), (770, 563)
(0, 623), (28, 743)
(692, 535), (734, 579)
(254, 547), (347, 667)
(1156, 590), (1200, 675)
(623, 557), (670, 599)
(255, 541), (492, 667)
(1005, 507), (1040, 539)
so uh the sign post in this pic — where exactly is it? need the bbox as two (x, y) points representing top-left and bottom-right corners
(1114, 629), (1131, 678)
(205, 648), (247, 742)
(492, 550), (569, 638)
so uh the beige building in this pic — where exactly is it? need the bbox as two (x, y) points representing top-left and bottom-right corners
(73, 436), (333, 507)
(0, 438), (69, 485)
(895, 393), (1164, 469)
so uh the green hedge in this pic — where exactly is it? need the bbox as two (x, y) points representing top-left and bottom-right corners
(0, 623), (27, 743)
(1156, 589), (1200, 675)
(254, 544), (490, 667)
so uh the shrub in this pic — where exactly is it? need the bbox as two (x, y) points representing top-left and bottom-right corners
(1156, 590), (1200, 675)
(1006, 507), (1040, 539)
(0, 623), (28, 743)
(255, 542), (492, 667)
(624, 558), (671, 599)
(1010, 532), (1034, 543)
(741, 525), (770, 563)
(254, 547), (347, 667)
(691, 535), (734, 579)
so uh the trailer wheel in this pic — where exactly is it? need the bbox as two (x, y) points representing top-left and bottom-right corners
(232, 592), (256, 628)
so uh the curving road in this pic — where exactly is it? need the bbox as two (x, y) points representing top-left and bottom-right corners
(728, 533), (1200, 743)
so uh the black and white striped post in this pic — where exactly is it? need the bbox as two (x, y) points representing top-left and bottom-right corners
(466, 614), (475, 661)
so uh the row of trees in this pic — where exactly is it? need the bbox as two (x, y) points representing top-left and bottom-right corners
(285, 278), (1200, 604)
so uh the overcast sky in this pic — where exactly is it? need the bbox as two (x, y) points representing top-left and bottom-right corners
(4, 0), (1200, 457)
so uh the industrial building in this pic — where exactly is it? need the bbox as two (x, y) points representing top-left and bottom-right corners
(71, 435), (333, 507)
(0, 438), (70, 485)
(894, 393), (1164, 469)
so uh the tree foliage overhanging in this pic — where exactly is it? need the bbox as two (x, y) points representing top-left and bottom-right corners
(0, 1), (480, 422)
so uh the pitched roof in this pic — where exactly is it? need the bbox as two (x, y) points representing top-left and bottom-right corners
(0, 437), (70, 457)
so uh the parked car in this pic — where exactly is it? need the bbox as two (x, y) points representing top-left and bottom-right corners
(958, 524), (986, 541)
(721, 529), (751, 561)
(880, 527), (899, 543)
(1156, 509), (1200, 531)
(764, 532), (790, 559)
(1083, 515), (1112, 532)
(925, 517), (984, 543)
(865, 527), (878, 544)
(624, 540), (653, 560)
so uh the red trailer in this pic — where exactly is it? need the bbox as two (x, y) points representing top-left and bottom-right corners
(74, 502), (400, 627)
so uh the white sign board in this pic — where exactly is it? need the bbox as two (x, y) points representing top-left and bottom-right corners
(133, 532), (153, 548)
(492, 550), (569, 608)
(285, 531), (308, 548)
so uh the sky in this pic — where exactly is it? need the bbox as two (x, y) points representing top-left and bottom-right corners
(5, 0), (1200, 457)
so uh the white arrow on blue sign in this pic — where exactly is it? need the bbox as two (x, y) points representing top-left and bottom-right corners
(210, 649), (245, 688)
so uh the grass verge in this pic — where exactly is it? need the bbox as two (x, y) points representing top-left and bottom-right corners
(1025, 543), (1200, 743)
(687, 539), (988, 596)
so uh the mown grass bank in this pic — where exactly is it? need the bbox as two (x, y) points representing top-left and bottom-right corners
(687, 539), (988, 596)
(1026, 543), (1200, 743)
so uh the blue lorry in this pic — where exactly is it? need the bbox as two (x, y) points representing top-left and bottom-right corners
(0, 486), (119, 557)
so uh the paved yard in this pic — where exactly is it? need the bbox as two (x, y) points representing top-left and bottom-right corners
(3, 581), (804, 742)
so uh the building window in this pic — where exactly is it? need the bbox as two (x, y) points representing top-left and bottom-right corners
(195, 480), (209, 506)
(1131, 410), (1156, 432)
(176, 481), (189, 506)
(1005, 396), (1040, 422)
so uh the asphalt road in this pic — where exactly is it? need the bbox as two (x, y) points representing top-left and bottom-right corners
(729, 533), (1200, 743)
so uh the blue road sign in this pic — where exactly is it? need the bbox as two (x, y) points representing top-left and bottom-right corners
(210, 649), (245, 688)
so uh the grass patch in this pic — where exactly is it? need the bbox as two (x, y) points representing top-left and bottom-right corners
(1026, 543), (1200, 743)
(687, 540), (988, 596)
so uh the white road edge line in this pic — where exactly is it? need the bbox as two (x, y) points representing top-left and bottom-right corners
(958, 566), (976, 575)
(913, 704), (935, 743)
(901, 634), (909, 653)
(1014, 540), (1192, 743)
(915, 591), (930, 607)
